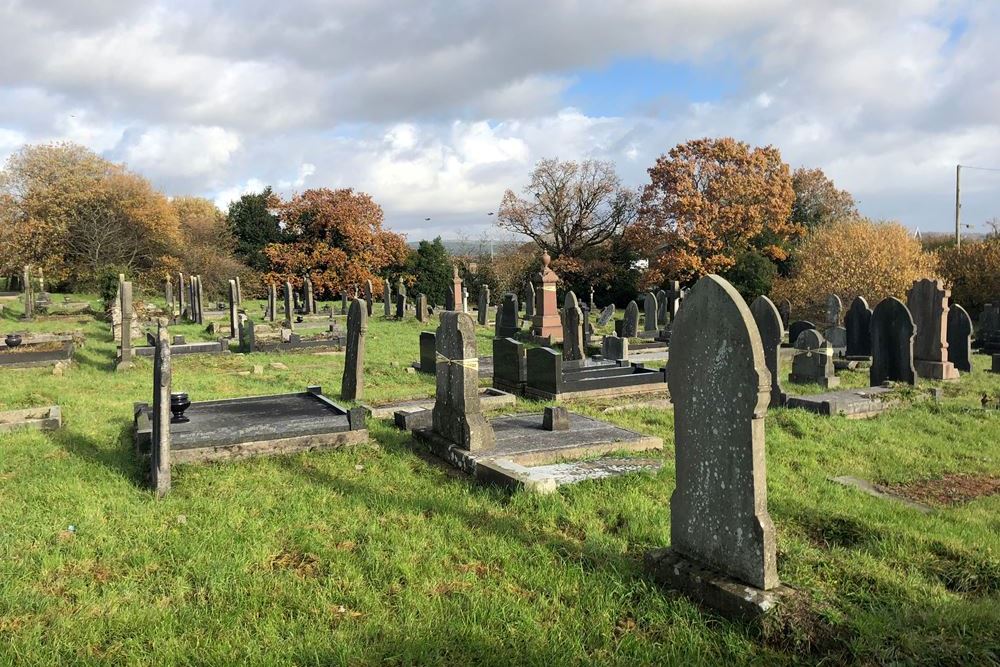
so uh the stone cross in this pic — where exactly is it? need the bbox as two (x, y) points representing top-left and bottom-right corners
(364, 280), (374, 317)
(151, 318), (172, 498)
(666, 274), (778, 592)
(228, 279), (239, 338)
(432, 312), (495, 451)
(341, 298), (367, 401)
(789, 329), (839, 388)
(870, 297), (916, 386)
(947, 303), (972, 373)
(844, 296), (872, 359)
(531, 253), (562, 341)
(116, 281), (135, 371)
(477, 287), (490, 325)
(907, 278), (959, 380)
(561, 291), (585, 361)
(283, 281), (294, 329)
(751, 295), (786, 407)
(621, 300), (639, 338)
(644, 291), (659, 332)
(523, 281), (535, 319)
(497, 293), (520, 338)
(178, 272), (187, 320)
(416, 293), (428, 322)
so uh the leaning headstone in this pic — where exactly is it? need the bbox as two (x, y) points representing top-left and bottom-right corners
(787, 320), (816, 346)
(601, 333), (628, 361)
(649, 274), (780, 616)
(789, 329), (839, 388)
(228, 279), (238, 337)
(947, 303), (973, 373)
(283, 281), (294, 329)
(151, 319), (172, 498)
(415, 293), (429, 322)
(844, 296), (873, 359)
(826, 293), (843, 327)
(432, 312), (495, 451)
(305, 278), (316, 314)
(777, 299), (791, 330)
(621, 300), (639, 338)
(383, 278), (392, 317)
(115, 281), (135, 372)
(496, 293), (520, 338)
(419, 331), (436, 373)
(644, 291), (658, 333)
(751, 295), (785, 407)
(364, 280), (374, 317)
(395, 291), (407, 319)
(341, 299), (367, 401)
(907, 278), (959, 380)
(235, 276), (243, 307)
(870, 297), (916, 386)
(597, 304), (615, 327)
(523, 281), (535, 319)
(561, 291), (585, 361)
(478, 287), (490, 326)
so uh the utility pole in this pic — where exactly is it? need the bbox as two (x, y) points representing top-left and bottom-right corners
(955, 164), (961, 248)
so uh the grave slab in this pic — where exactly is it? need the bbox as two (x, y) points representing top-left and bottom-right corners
(784, 386), (895, 418)
(0, 405), (61, 434)
(0, 341), (75, 368)
(364, 387), (515, 419)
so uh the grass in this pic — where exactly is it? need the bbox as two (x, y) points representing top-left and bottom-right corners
(1, 293), (998, 665)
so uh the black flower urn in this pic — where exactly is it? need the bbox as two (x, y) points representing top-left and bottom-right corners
(170, 392), (191, 424)
(4, 334), (22, 348)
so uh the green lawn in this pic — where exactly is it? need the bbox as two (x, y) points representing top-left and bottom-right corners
(1, 294), (998, 665)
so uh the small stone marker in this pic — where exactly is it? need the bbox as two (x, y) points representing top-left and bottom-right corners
(432, 312), (495, 451)
(415, 293), (428, 322)
(790, 329), (839, 388)
(561, 291), (585, 361)
(621, 300), (639, 338)
(826, 293), (843, 327)
(649, 274), (782, 618)
(947, 303), (972, 373)
(787, 320), (816, 346)
(597, 304), (615, 327)
(845, 296), (872, 359)
(644, 291), (658, 332)
(151, 319), (172, 498)
(478, 286), (490, 325)
(601, 332), (628, 361)
(870, 297), (916, 386)
(751, 295), (785, 407)
(907, 278), (959, 380)
(497, 293), (520, 338)
(341, 299), (367, 401)
(542, 406), (569, 431)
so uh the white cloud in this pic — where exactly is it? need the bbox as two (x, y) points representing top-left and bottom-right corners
(119, 125), (241, 182)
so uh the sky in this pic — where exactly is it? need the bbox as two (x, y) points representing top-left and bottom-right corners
(1, 0), (998, 240)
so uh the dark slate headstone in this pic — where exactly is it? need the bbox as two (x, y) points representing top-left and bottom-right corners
(561, 291), (584, 361)
(477, 287), (490, 326)
(523, 281), (535, 319)
(750, 295), (785, 407)
(597, 304), (615, 327)
(177, 272), (187, 320)
(844, 296), (872, 359)
(542, 406), (569, 431)
(419, 331), (436, 374)
(415, 293), (428, 322)
(283, 281), (294, 329)
(907, 278), (959, 380)
(601, 332), (628, 361)
(267, 283), (277, 323)
(667, 274), (778, 592)
(870, 297), (916, 386)
(496, 293), (520, 338)
(947, 303), (972, 373)
(777, 299), (791, 330)
(492, 337), (527, 392)
(644, 291), (658, 332)
(364, 280), (374, 317)
(341, 299), (367, 401)
(432, 312), (495, 451)
(228, 279), (238, 337)
(395, 292), (407, 319)
(622, 300), (639, 338)
(787, 321), (815, 346)
(789, 329), (838, 388)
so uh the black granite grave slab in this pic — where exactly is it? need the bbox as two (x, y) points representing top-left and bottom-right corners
(524, 348), (667, 401)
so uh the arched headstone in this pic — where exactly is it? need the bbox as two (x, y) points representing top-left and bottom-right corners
(621, 300), (639, 338)
(751, 295), (785, 407)
(844, 296), (872, 359)
(947, 303), (972, 373)
(787, 321), (816, 347)
(870, 297), (915, 386)
(644, 291), (658, 332)
(562, 291), (584, 361)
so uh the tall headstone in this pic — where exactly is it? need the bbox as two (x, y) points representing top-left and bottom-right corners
(383, 278), (392, 317)
(947, 303), (973, 373)
(449, 267), (462, 312)
(432, 312), (495, 451)
(151, 319), (172, 498)
(341, 289), (348, 315)
(523, 281), (535, 319)
(115, 281), (135, 371)
(283, 281), (294, 329)
(656, 289), (668, 327)
(826, 293), (843, 327)
(21, 265), (33, 320)
(751, 295), (785, 407)
(164, 276), (173, 316)
(364, 280), (374, 317)
(844, 296), (873, 359)
(415, 293), (429, 322)
(462, 287), (469, 314)
(305, 278), (316, 314)
(477, 286), (490, 326)
(195, 275), (205, 325)
(239, 316), (255, 353)
(497, 293), (520, 338)
(621, 300), (639, 338)
(789, 329), (839, 388)
(395, 291), (407, 319)
(341, 299), (367, 401)
(561, 291), (585, 361)
(777, 299), (791, 331)
(419, 331), (436, 374)
(228, 279), (238, 337)
(907, 278), (959, 380)
(870, 297), (916, 386)
(235, 276), (243, 307)
(531, 253), (562, 342)
(644, 291), (659, 333)
(267, 284), (277, 322)
(657, 274), (779, 604)
(178, 272), (187, 320)
(665, 280), (683, 319)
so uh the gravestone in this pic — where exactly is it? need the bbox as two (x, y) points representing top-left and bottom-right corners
(601, 333), (628, 361)
(787, 320), (815, 346)
(178, 273), (187, 320)
(364, 280), (374, 317)
(239, 317), (255, 353)
(789, 329), (839, 388)
(751, 295), (786, 406)
(665, 281), (683, 319)
(395, 291), (407, 319)
(653, 274), (780, 612)
(228, 279), (238, 337)
(341, 299), (367, 401)
(21, 265), (33, 320)
(462, 287), (469, 314)
(235, 276), (243, 307)
(523, 281), (535, 319)
(907, 278), (959, 380)
(151, 319), (172, 498)
(341, 289), (348, 315)
(283, 281), (294, 329)
(777, 299), (791, 330)
(826, 293), (843, 327)
(870, 297), (916, 386)
(644, 291), (658, 333)
(621, 300), (639, 338)
(589, 285), (596, 312)
(531, 252), (562, 342)
(267, 283), (277, 322)
(384, 278), (392, 317)
(561, 291), (585, 361)
(824, 325), (847, 350)
(597, 304), (615, 327)
(195, 275), (205, 325)
(844, 296), (872, 359)
(115, 281), (135, 372)
(656, 289), (667, 327)
(448, 267), (462, 311)
(432, 312), (495, 451)
(419, 331), (436, 373)
(478, 287), (490, 325)
(492, 337), (527, 393)
(947, 303), (972, 373)
(164, 277), (173, 315)
(978, 303), (1000, 352)
(497, 293), (520, 338)
(416, 293), (429, 322)
(397, 277), (407, 300)
(542, 406), (569, 431)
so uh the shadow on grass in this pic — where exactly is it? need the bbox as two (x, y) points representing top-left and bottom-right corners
(48, 419), (147, 490)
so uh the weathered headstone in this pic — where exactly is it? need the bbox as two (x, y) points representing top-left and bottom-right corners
(907, 278), (959, 380)
(644, 291), (658, 333)
(164, 276), (173, 315)
(496, 293), (520, 338)
(523, 281), (535, 319)
(115, 281), (135, 371)
(531, 252), (562, 342)
(652, 274), (780, 613)
(621, 300), (639, 338)
(447, 267), (462, 312)
(601, 332), (628, 361)
(419, 331), (436, 373)
(239, 317), (255, 353)
(267, 283), (277, 322)
(195, 275), (205, 325)
(462, 287), (469, 314)
(656, 289), (667, 327)
(665, 280), (683, 319)
(283, 281), (294, 329)
(597, 304), (615, 327)
(789, 329), (839, 388)
(844, 296), (872, 359)
(235, 276), (243, 307)
(151, 319), (172, 498)
(826, 293), (843, 327)
(870, 297), (916, 386)
(396, 289), (407, 319)
(415, 293), (428, 322)
(432, 312), (495, 451)
(478, 287), (490, 326)
(341, 299), (367, 400)
(341, 289), (348, 315)
(364, 280), (374, 317)
(787, 320), (816, 346)
(947, 303), (973, 373)
(178, 273), (187, 320)
(824, 325), (847, 350)
(751, 295), (786, 406)
(777, 299), (791, 330)
(228, 279), (238, 337)
(21, 265), (33, 320)
(384, 278), (392, 317)
(561, 291), (585, 361)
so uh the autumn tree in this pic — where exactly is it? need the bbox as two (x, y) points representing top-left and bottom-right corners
(790, 167), (858, 230)
(265, 188), (408, 296)
(172, 197), (251, 297)
(936, 239), (1000, 316)
(771, 218), (935, 322)
(629, 137), (797, 286)
(226, 187), (285, 271)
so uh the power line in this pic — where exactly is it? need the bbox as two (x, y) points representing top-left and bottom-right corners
(958, 164), (1000, 173)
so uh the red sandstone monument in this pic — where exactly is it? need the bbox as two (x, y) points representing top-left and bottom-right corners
(531, 252), (562, 343)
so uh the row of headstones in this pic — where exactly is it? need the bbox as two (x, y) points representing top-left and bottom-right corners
(166, 272), (206, 325)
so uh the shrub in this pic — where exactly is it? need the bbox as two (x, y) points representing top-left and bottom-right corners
(936, 239), (1000, 317)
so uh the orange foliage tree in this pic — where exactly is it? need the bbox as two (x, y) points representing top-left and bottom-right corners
(628, 137), (798, 286)
(171, 197), (254, 298)
(790, 167), (858, 230)
(771, 218), (936, 321)
(936, 239), (1000, 316)
(264, 188), (408, 296)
